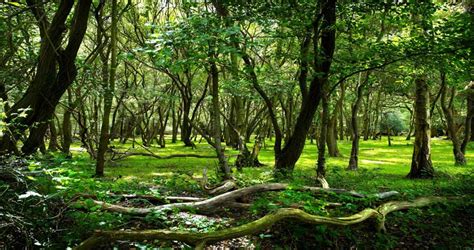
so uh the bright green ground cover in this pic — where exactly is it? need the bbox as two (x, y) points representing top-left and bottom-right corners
(75, 136), (473, 194)
(32, 136), (473, 248)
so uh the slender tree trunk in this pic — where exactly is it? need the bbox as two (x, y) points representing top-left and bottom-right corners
(406, 106), (414, 140)
(372, 91), (382, 140)
(461, 81), (474, 154)
(338, 82), (345, 140)
(181, 101), (194, 147)
(362, 92), (371, 141)
(48, 119), (59, 152)
(407, 78), (434, 179)
(62, 89), (73, 154)
(96, 0), (118, 177)
(348, 73), (369, 171)
(440, 71), (466, 165)
(171, 105), (178, 143)
(209, 52), (231, 180)
(327, 111), (341, 157)
(317, 92), (329, 178)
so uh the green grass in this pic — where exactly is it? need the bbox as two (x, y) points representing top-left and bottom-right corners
(35, 136), (473, 248)
(72, 136), (473, 195)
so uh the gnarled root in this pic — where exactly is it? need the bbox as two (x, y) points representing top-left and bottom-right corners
(74, 196), (446, 250)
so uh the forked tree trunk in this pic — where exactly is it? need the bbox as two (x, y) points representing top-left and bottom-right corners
(407, 78), (434, 179)
(0, 0), (92, 154)
(440, 71), (466, 165)
(273, 0), (336, 176)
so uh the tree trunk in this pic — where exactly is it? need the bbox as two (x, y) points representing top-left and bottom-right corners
(181, 100), (194, 147)
(406, 105), (414, 140)
(407, 77), (434, 179)
(440, 71), (466, 165)
(348, 73), (369, 171)
(209, 52), (231, 180)
(362, 91), (371, 141)
(172, 103), (178, 143)
(461, 81), (474, 154)
(273, 0), (336, 176)
(327, 111), (341, 157)
(48, 119), (59, 152)
(62, 89), (73, 154)
(0, 0), (92, 154)
(338, 82), (346, 140)
(96, 0), (118, 177)
(372, 91), (382, 140)
(316, 92), (329, 178)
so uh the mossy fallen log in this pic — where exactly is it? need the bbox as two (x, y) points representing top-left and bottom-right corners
(74, 196), (446, 250)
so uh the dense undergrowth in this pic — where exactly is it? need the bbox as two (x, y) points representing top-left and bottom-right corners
(1, 137), (473, 248)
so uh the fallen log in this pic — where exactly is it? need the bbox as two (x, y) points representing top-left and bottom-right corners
(71, 193), (205, 203)
(112, 151), (217, 160)
(77, 183), (400, 215)
(74, 196), (446, 250)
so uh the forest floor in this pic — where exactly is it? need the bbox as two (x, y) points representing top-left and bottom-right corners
(9, 136), (474, 248)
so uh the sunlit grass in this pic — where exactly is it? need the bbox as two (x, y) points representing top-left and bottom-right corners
(70, 135), (473, 195)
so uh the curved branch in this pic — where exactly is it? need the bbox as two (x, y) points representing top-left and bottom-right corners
(74, 196), (446, 250)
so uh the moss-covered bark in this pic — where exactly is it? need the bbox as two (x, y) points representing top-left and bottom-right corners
(74, 196), (446, 250)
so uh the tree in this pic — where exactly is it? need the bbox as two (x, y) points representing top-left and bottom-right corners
(0, 0), (92, 154)
(407, 77), (434, 179)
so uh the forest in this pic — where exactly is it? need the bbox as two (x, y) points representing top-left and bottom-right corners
(0, 0), (473, 249)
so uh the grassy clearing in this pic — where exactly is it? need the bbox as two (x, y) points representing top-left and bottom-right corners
(44, 136), (473, 248)
(71, 136), (473, 194)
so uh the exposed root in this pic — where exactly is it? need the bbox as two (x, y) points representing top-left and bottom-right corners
(74, 196), (446, 250)
(316, 176), (330, 189)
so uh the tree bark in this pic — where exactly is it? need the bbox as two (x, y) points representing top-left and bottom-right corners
(96, 0), (118, 177)
(317, 91), (329, 178)
(48, 119), (59, 152)
(461, 81), (474, 154)
(273, 0), (336, 176)
(0, 0), (92, 154)
(338, 81), (346, 140)
(348, 73), (369, 171)
(362, 91), (371, 141)
(326, 110), (341, 157)
(440, 71), (466, 165)
(62, 89), (73, 154)
(209, 51), (231, 180)
(75, 196), (445, 250)
(407, 77), (434, 179)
